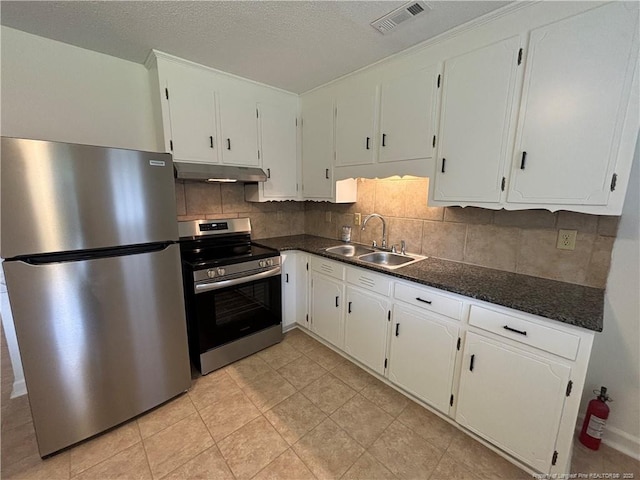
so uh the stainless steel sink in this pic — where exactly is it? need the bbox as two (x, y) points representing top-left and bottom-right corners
(325, 244), (375, 257)
(357, 251), (426, 270)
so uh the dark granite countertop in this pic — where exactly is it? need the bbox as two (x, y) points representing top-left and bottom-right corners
(254, 234), (604, 332)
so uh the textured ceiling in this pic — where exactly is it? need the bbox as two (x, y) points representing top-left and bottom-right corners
(0, 1), (511, 93)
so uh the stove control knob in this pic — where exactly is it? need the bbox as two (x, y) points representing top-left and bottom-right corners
(266, 258), (274, 266)
(217, 268), (226, 276)
(207, 269), (216, 279)
(259, 260), (266, 268)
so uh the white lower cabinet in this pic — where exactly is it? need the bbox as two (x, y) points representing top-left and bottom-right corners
(310, 272), (344, 348)
(293, 253), (594, 475)
(344, 286), (389, 375)
(281, 251), (310, 331)
(388, 304), (459, 414)
(456, 331), (571, 473)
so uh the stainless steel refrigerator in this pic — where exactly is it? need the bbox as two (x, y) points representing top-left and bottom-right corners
(0, 137), (191, 457)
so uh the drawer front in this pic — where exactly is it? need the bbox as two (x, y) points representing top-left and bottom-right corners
(468, 305), (580, 360)
(346, 267), (391, 296)
(311, 256), (345, 280)
(394, 282), (463, 320)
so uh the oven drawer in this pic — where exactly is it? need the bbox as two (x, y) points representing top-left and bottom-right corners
(311, 257), (345, 280)
(468, 305), (580, 360)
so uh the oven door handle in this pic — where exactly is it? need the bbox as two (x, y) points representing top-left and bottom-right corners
(194, 267), (281, 293)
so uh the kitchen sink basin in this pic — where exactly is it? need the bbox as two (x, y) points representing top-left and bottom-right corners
(325, 244), (375, 257)
(357, 251), (426, 269)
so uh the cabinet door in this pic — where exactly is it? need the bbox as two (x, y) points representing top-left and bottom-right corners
(508, 3), (638, 206)
(457, 332), (570, 473)
(379, 65), (439, 163)
(434, 36), (521, 203)
(310, 273), (344, 348)
(259, 103), (298, 199)
(344, 286), (389, 375)
(281, 252), (297, 330)
(335, 87), (378, 166)
(166, 78), (218, 163)
(388, 305), (458, 413)
(219, 94), (260, 167)
(295, 254), (310, 328)
(301, 97), (334, 199)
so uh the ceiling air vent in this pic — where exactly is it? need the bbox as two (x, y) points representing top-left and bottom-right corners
(371, 1), (431, 34)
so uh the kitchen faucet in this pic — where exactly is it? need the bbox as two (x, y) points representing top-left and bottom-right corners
(362, 213), (387, 249)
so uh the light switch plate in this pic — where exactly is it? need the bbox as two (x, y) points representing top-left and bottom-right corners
(557, 230), (577, 250)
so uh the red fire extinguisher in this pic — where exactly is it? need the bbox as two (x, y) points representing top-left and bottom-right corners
(579, 386), (612, 450)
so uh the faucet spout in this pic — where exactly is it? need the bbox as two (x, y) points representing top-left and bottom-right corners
(361, 213), (387, 249)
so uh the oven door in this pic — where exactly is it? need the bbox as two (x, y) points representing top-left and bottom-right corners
(192, 267), (282, 353)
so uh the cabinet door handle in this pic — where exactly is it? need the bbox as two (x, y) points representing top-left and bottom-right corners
(267, 168), (271, 178)
(209, 136), (214, 148)
(395, 323), (400, 336)
(366, 137), (370, 150)
(416, 297), (432, 305)
(520, 151), (527, 169)
(325, 168), (329, 179)
(503, 325), (527, 336)
(227, 139), (231, 150)
(348, 301), (352, 314)
(441, 158), (446, 173)
(382, 133), (387, 147)
(470, 354), (475, 372)
(285, 273), (289, 283)
(335, 296), (339, 307)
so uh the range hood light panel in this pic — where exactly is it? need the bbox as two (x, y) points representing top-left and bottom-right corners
(206, 178), (237, 183)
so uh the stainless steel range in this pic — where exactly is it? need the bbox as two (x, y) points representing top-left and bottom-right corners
(178, 218), (282, 374)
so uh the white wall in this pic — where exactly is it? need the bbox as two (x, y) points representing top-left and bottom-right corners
(0, 26), (157, 151)
(580, 133), (640, 459)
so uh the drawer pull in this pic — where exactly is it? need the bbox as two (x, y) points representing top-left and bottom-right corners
(416, 297), (432, 305)
(503, 325), (527, 336)
(470, 354), (475, 372)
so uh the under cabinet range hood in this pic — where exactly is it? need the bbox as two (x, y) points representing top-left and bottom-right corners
(173, 161), (268, 183)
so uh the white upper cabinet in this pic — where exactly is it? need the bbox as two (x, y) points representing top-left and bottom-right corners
(162, 73), (218, 163)
(331, 64), (441, 179)
(428, 2), (638, 214)
(148, 51), (300, 177)
(301, 94), (334, 199)
(301, 92), (357, 203)
(246, 102), (298, 201)
(378, 65), (440, 164)
(434, 36), (521, 203)
(335, 86), (379, 166)
(218, 93), (260, 167)
(507, 2), (639, 206)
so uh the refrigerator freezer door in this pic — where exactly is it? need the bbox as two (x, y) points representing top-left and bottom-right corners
(3, 244), (190, 456)
(1, 137), (178, 259)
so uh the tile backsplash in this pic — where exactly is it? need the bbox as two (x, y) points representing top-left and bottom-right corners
(304, 178), (618, 289)
(175, 181), (305, 239)
(176, 178), (618, 289)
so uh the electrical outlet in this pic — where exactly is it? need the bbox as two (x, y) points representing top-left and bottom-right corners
(557, 230), (577, 250)
(354, 213), (361, 226)
(325, 211), (332, 223)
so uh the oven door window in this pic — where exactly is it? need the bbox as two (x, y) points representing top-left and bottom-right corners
(195, 274), (282, 351)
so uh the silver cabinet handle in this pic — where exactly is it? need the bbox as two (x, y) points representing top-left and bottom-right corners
(195, 267), (281, 293)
